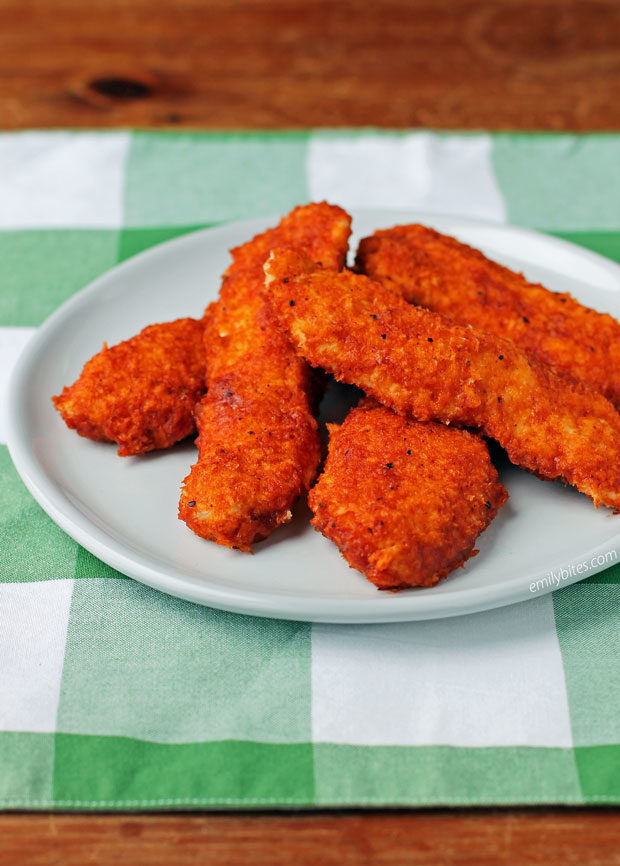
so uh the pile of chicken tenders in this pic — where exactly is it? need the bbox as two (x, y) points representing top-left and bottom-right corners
(53, 203), (620, 591)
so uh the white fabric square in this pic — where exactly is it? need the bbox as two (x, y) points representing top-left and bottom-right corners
(0, 328), (36, 444)
(307, 133), (506, 222)
(0, 580), (74, 732)
(311, 596), (572, 748)
(0, 132), (130, 228)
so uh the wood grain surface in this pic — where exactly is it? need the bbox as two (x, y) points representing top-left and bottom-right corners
(1, 0), (619, 130)
(2, 810), (620, 865)
(2, 0), (620, 862)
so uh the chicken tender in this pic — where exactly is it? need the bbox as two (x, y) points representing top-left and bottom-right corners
(357, 224), (620, 408)
(309, 400), (507, 590)
(53, 317), (206, 456)
(179, 203), (351, 551)
(264, 250), (620, 510)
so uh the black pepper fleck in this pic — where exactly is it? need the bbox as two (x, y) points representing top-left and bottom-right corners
(188, 501), (196, 507)
(381, 334), (386, 340)
(282, 278), (289, 283)
(485, 500), (492, 509)
(498, 355), (504, 360)
(407, 449), (412, 455)
(225, 391), (233, 397)
(427, 337), (433, 342)
(385, 462), (393, 469)
(370, 314), (378, 320)
(498, 396), (502, 403)
(523, 316), (529, 323)
(289, 300), (295, 306)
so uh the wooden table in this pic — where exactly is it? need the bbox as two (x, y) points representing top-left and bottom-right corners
(2, 1), (620, 862)
(3, 811), (620, 864)
(2, 0), (619, 130)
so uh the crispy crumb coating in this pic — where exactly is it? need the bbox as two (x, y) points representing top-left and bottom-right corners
(178, 203), (351, 551)
(52, 317), (206, 456)
(309, 400), (507, 590)
(357, 224), (620, 409)
(264, 250), (620, 510)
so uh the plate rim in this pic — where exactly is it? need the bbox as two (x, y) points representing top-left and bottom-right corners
(6, 209), (620, 623)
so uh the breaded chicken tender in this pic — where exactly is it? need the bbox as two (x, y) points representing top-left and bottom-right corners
(309, 400), (507, 590)
(357, 224), (620, 408)
(179, 203), (351, 551)
(264, 250), (620, 510)
(53, 317), (206, 456)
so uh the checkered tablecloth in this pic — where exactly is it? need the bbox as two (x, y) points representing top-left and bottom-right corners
(1, 131), (620, 809)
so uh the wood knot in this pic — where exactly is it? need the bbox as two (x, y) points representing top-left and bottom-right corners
(88, 77), (152, 100)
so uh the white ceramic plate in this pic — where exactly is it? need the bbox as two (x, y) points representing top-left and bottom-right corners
(6, 210), (620, 623)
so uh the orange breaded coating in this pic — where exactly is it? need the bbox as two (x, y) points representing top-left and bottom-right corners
(357, 224), (620, 409)
(309, 400), (507, 590)
(179, 203), (351, 551)
(53, 317), (206, 456)
(264, 250), (620, 511)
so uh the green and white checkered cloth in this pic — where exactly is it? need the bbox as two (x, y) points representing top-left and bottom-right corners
(1, 131), (620, 810)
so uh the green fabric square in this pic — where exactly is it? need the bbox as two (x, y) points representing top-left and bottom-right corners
(313, 744), (582, 806)
(52, 735), (314, 807)
(549, 231), (620, 266)
(0, 732), (55, 806)
(492, 134), (620, 231)
(554, 584), (620, 746)
(0, 230), (119, 326)
(117, 225), (212, 263)
(73, 546), (128, 581)
(575, 745), (620, 803)
(579, 563), (620, 585)
(0, 446), (77, 583)
(56, 578), (311, 745)
(123, 132), (310, 227)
